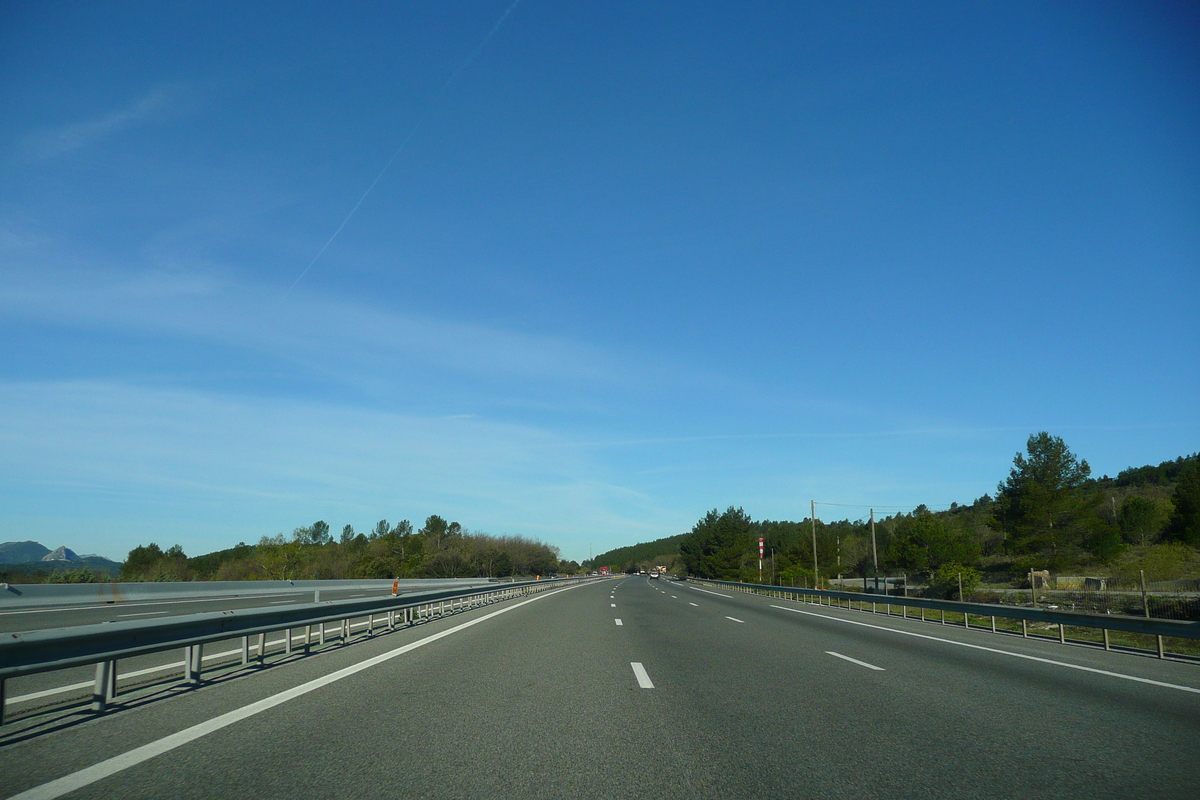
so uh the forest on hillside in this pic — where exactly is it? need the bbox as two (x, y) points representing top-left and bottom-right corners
(16, 516), (578, 584)
(588, 433), (1200, 593)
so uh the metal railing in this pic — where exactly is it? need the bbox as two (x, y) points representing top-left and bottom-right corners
(685, 578), (1200, 659)
(0, 577), (594, 725)
(0, 577), (507, 609)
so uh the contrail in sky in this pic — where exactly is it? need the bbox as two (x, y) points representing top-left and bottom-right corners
(287, 0), (525, 295)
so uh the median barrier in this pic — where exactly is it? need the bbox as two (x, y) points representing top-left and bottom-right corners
(0, 576), (600, 725)
(0, 578), (499, 608)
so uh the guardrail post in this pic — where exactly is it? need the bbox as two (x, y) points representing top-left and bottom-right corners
(368, 615), (374, 635)
(1103, 628), (1110, 650)
(964, 612), (970, 630)
(0, 677), (6, 725)
(940, 610), (946, 625)
(306, 625), (313, 649)
(108, 659), (118, 699)
(242, 636), (249, 665)
(341, 618), (348, 642)
(190, 645), (203, 683)
(319, 622), (326, 644)
(257, 633), (266, 663)
(93, 661), (112, 712)
(183, 646), (194, 683)
(1059, 624), (1065, 644)
(991, 616), (996, 633)
(1022, 619), (1028, 638)
(1157, 635), (1165, 659)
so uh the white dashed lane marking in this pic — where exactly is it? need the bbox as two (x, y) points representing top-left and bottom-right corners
(631, 662), (654, 689)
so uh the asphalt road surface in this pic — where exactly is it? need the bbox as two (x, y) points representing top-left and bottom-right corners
(2, 576), (1198, 799)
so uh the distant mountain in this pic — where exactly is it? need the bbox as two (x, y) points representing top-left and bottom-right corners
(41, 546), (81, 562)
(0, 542), (118, 567)
(0, 541), (52, 564)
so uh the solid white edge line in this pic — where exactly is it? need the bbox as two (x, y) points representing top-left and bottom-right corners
(826, 651), (885, 671)
(4, 584), (585, 800)
(770, 605), (1200, 695)
(688, 586), (733, 598)
(630, 662), (654, 688)
(725, 616), (744, 623)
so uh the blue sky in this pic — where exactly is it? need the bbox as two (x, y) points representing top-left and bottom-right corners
(1, 1), (1197, 563)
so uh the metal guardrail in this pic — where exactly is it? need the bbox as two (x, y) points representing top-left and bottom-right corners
(0, 577), (502, 609)
(685, 577), (1200, 656)
(0, 577), (595, 724)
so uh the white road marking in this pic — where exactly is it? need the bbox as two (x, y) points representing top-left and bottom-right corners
(725, 616), (744, 623)
(611, 603), (616, 607)
(826, 651), (885, 671)
(670, 595), (677, 598)
(631, 662), (654, 688)
(688, 602), (698, 607)
(117, 611), (168, 618)
(615, 619), (623, 626)
(770, 605), (1200, 695)
(688, 586), (733, 599)
(6, 583), (586, 800)
(269, 600), (295, 604)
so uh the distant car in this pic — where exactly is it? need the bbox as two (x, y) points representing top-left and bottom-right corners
(649, 571), (659, 579)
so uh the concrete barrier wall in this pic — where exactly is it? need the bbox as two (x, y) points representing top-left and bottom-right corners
(0, 578), (498, 608)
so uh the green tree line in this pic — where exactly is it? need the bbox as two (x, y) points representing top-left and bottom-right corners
(119, 515), (577, 582)
(614, 434), (1200, 591)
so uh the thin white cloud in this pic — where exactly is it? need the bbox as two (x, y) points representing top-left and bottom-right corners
(21, 87), (177, 160)
(0, 380), (678, 561)
(0, 259), (654, 391)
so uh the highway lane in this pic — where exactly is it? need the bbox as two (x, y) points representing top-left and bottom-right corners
(2, 575), (1198, 798)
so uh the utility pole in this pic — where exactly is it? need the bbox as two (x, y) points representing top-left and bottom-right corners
(811, 500), (819, 589)
(870, 509), (879, 593)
